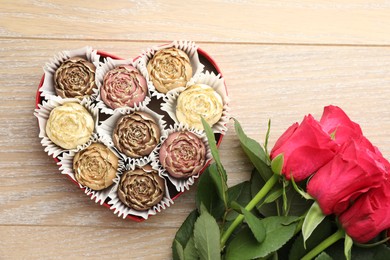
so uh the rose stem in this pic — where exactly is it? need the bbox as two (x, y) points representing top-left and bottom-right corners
(301, 229), (345, 260)
(220, 174), (279, 248)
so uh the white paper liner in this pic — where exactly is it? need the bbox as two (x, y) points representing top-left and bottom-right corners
(95, 57), (152, 115)
(40, 46), (101, 101)
(57, 134), (125, 205)
(135, 40), (205, 100)
(107, 160), (173, 219)
(33, 96), (100, 158)
(161, 71), (230, 134)
(97, 106), (167, 168)
(152, 124), (212, 192)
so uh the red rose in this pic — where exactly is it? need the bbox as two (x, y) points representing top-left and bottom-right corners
(339, 178), (390, 243)
(270, 115), (338, 181)
(319, 105), (363, 146)
(307, 137), (388, 215)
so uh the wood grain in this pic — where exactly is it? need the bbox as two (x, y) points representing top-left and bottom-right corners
(1, 1), (390, 259)
(0, 226), (177, 259)
(2, 0), (390, 45)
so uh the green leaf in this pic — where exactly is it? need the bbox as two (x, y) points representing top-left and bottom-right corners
(229, 201), (242, 213)
(344, 234), (353, 260)
(202, 117), (226, 181)
(234, 118), (273, 181)
(227, 181), (247, 205)
(371, 244), (390, 259)
(234, 181), (252, 206)
(225, 216), (299, 259)
(208, 163), (228, 207)
(241, 207), (266, 243)
(288, 217), (333, 260)
(196, 167), (225, 220)
(326, 241), (390, 260)
(184, 236), (199, 260)
(284, 184), (313, 217)
(251, 169), (311, 218)
(271, 153), (284, 175)
(302, 201), (326, 246)
(226, 181), (252, 221)
(290, 174), (313, 200)
(173, 240), (185, 260)
(193, 209), (221, 260)
(315, 252), (333, 260)
(262, 188), (284, 205)
(172, 210), (199, 260)
(251, 169), (281, 217)
(355, 236), (390, 248)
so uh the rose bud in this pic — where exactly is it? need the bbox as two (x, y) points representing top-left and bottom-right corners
(159, 131), (206, 179)
(270, 114), (338, 181)
(101, 65), (148, 109)
(319, 105), (363, 146)
(307, 136), (388, 215)
(339, 178), (390, 243)
(54, 57), (97, 99)
(45, 102), (94, 150)
(118, 165), (165, 211)
(176, 84), (224, 130)
(112, 111), (160, 158)
(73, 143), (118, 190)
(147, 47), (192, 94)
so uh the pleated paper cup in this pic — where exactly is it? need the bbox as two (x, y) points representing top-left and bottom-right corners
(57, 134), (125, 205)
(153, 124), (212, 192)
(107, 161), (173, 220)
(95, 57), (151, 115)
(161, 71), (230, 134)
(136, 40), (204, 100)
(34, 96), (99, 158)
(97, 106), (166, 168)
(39, 46), (101, 101)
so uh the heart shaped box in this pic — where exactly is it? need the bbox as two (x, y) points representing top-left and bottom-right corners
(35, 43), (228, 222)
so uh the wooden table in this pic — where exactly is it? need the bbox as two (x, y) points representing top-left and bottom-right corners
(1, 1), (390, 259)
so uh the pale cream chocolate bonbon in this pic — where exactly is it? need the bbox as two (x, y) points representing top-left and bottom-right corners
(45, 102), (94, 150)
(176, 84), (223, 130)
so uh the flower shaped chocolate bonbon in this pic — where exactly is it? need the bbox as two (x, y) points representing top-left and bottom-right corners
(35, 41), (229, 220)
(112, 111), (161, 158)
(147, 47), (192, 94)
(118, 165), (165, 211)
(159, 131), (206, 179)
(45, 102), (95, 150)
(176, 84), (224, 130)
(101, 65), (148, 109)
(54, 57), (97, 99)
(73, 143), (119, 191)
